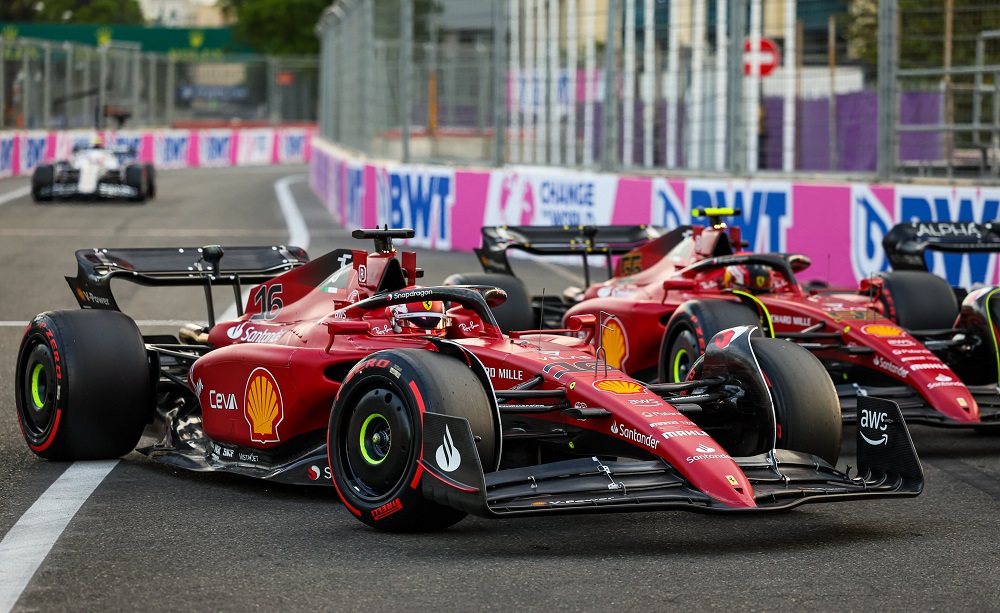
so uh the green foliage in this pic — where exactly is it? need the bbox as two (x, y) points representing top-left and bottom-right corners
(221, 0), (328, 55)
(0, 0), (144, 24)
(847, 0), (1000, 70)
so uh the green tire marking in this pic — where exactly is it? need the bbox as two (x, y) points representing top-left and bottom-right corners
(987, 289), (1000, 382)
(31, 363), (45, 409)
(673, 348), (688, 382)
(732, 290), (775, 338)
(359, 413), (388, 465)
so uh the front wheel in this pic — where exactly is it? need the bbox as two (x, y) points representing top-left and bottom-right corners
(15, 310), (154, 460)
(328, 349), (498, 532)
(751, 337), (842, 465)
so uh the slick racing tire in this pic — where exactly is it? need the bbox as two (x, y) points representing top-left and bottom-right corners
(143, 163), (157, 199)
(443, 272), (535, 333)
(15, 310), (154, 460)
(750, 337), (842, 465)
(660, 300), (761, 383)
(31, 165), (54, 202)
(124, 165), (148, 203)
(874, 271), (959, 331)
(328, 349), (498, 532)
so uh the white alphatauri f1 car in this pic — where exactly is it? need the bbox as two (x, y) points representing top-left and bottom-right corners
(31, 142), (156, 203)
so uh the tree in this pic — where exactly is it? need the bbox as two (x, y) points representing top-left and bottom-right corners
(1, 0), (144, 24)
(221, 0), (329, 55)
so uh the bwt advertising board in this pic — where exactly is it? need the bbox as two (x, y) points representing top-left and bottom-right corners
(311, 138), (1000, 290)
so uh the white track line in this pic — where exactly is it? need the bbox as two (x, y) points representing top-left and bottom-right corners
(0, 461), (118, 613)
(0, 173), (310, 611)
(0, 186), (31, 208)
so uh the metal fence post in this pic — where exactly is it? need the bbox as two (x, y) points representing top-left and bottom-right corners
(43, 42), (51, 129)
(64, 42), (73, 128)
(492, 0), (507, 167)
(877, 0), (897, 181)
(148, 53), (156, 126)
(601, 0), (619, 171)
(0, 39), (5, 129)
(22, 44), (30, 128)
(727, 0), (747, 175)
(401, 0), (413, 162)
(82, 48), (91, 128)
(132, 48), (140, 127)
(98, 44), (108, 129)
(165, 55), (175, 127)
(362, 0), (373, 155)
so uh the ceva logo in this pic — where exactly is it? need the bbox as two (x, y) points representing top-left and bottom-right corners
(687, 180), (792, 252)
(851, 184), (1000, 287)
(376, 167), (453, 250)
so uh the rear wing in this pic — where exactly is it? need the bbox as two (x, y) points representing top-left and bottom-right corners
(883, 221), (1000, 274)
(65, 245), (309, 327)
(475, 225), (669, 286)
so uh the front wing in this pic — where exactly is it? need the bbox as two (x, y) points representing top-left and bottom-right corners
(419, 396), (923, 517)
(838, 383), (1000, 429)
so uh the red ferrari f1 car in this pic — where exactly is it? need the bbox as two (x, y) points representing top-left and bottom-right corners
(15, 229), (922, 531)
(453, 211), (1000, 431)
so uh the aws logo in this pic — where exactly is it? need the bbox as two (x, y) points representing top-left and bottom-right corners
(851, 185), (1000, 287)
(687, 180), (792, 253)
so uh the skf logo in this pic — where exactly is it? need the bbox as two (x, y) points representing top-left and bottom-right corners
(245, 368), (284, 443)
(594, 380), (644, 395)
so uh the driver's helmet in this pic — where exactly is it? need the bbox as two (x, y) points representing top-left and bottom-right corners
(387, 300), (449, 335)
(91, 134), (104, 148)
(723, 263), (773, 294)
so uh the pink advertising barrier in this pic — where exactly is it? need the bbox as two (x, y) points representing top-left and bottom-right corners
(310, 138), (1000, 289)
(0, 127), (315, 179)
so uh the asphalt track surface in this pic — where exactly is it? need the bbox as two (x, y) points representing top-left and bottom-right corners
(1, 166), (999, 612)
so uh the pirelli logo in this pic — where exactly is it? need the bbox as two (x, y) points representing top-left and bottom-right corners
(372, 499), (403, 521)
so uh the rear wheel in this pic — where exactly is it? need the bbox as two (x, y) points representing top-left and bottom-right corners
(875, 271), (958, 330)
(328, 349), (497, 531)
(15, 310), (153, 460)
(443, 272), (534, 333)
(143, 163), (156, 199)
(31, 165), (54, 202)
(750, 337), (842, 465)
(660, 300), (761, 383)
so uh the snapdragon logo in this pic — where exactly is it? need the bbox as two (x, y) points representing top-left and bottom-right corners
(610, 422), (659, 449)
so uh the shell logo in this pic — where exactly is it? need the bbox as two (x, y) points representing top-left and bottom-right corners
(245, 367), (284, 443)
(861, 324), (904, 337)
(594, 380), (645, 395)
(76, 288), (86, 301)
(600, 318), (628, 369)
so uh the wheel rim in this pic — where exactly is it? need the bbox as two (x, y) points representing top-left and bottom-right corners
(18, 339), (57, 440)
(340, 385), (414, 502)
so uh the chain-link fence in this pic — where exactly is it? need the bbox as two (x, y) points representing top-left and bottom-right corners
(316, 0), (1000, 182)
(0, 36), (318, 130)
